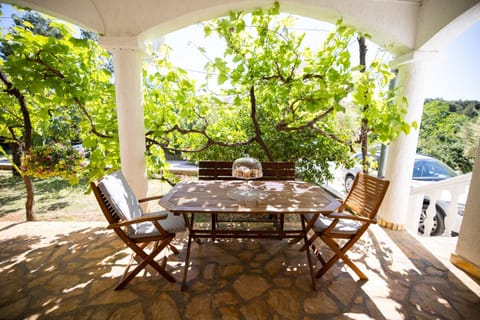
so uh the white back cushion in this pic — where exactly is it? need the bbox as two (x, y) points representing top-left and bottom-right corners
(97, 171), (143, 231)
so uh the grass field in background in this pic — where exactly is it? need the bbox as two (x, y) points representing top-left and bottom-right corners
(0, 171), (173, 222)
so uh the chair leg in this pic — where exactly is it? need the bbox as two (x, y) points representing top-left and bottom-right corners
(115, 237), (175, 290)
(315, 236), (368, 280)
(340, 254), (368, 280)
(309, 242), (327, 265)
(131, 242), (156, 275)
(299, 233), (318, 251)
(168, 243), (180, 255)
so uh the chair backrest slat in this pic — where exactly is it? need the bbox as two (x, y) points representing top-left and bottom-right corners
(261, 162), (296, 180)
(198, 161), (296, 180)
(343, 172), (389, 220)
(198, 161), (234, 180)
(91, 181), (121, 224)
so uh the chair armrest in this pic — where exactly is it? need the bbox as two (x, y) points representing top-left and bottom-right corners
(321, 199), (343, 215)
(329, 211), (376, 224)
(336, 200), (346, 211)
(108, 212), (168, 229)
(138, 195), (164, 203)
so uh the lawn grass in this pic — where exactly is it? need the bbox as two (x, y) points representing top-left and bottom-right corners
(0, 171), (174, 222)
(1, 171), (305, 224)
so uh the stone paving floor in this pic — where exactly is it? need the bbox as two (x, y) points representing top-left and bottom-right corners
(0, 221), (479, 320)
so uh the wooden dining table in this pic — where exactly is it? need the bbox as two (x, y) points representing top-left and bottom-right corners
(159, 179), (336, 290)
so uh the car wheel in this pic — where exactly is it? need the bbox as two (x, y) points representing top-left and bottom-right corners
(418, 205), (445, 236)
(344, 174), (355, 193)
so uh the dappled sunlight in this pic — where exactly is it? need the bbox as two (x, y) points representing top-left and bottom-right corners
(340, 313), (378, 320)
(63, 279), (94, 293)
(0, 221), (478, 319)
(100, 266), (128, 279)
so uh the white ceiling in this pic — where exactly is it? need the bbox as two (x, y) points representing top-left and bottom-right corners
(4, 0), (480, 55)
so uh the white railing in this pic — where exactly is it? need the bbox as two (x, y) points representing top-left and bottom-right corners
(407, 173), (471, 237)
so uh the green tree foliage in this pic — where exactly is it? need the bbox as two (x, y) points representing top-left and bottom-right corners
(418, 99), (477, 172)
(0, 10), (117, 219)
(1, 3), (417, 220)
(144, 2), (413, 184)
(459, 116), (480, 159)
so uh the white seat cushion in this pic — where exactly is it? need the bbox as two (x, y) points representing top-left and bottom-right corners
(130, 211), (186, 238)
(312, 214), (362, 235)
(304, 200), (362, 234)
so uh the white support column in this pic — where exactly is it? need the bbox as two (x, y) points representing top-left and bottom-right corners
(99, 36), (148, 199)
(451, 139), (480, 278)
(377, 51), (431, 230)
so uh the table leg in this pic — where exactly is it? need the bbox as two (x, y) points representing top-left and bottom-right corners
(279, 214), (285, 239)
(301, 214), (316, 290)
(181, 232), (193, 291)
(211, 213), (217, 241)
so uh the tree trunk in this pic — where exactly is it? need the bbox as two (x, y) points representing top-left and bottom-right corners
(250, 86), (275, 161)
(23, 175), (35, 221)
(1, 71), (35, 220)
(358, 36), (369, 172)
(11, 142), (21, 176)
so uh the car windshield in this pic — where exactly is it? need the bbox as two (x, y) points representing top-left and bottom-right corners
(412, 158), (457, 181)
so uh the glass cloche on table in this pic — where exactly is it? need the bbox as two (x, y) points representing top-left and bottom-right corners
(232, 157), (263, 179)
(228, 157), (267, 201)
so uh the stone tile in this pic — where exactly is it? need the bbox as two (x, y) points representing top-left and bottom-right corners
(218, 306), (242, 320)
(265, 255), (286, 276)
(213, 291), (239, 306)
(110, 302), (145, 320)
(272, 277), (293, 287)
(0, 296), (29, 319)
(151, 293), (181, 320)
(267, 288), (301, 318)
(185, 295), (214, 320)
(1, 222), (479, 320)
(233, 274), (270, 300)
(409, 283), (462, 319)
(203, 263), (216, 280)
(240, 297), (269, 320)
(327, 277), (358, 306)
(304, 291), (339, 315)
(44, 274), (83, 292)
(237, 250), (254, 261)
(221, 264), (244, 277)
(90, 289), (138, 305)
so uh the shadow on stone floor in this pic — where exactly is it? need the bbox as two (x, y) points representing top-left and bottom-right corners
(0, 222), (478, 319)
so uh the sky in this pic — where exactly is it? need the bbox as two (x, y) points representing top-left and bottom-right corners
(165, 16), (480, 101)
(1, 3), (479, 101)
(421, 21), (480, 101)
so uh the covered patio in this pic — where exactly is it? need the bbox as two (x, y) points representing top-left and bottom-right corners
(6, 0), (479, 276)
(0, 220), (478, 319)
(1, 0), (480, 318)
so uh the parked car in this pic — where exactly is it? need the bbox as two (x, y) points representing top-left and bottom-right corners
(343, 153), (465, 236)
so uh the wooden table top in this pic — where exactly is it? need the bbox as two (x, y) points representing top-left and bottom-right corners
(159, 180), (335, 214)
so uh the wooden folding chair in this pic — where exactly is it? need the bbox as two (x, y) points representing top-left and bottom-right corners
(303, 172), (389, 280)
(91, 171), (186, 290)
(198, 161), (296, 234)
